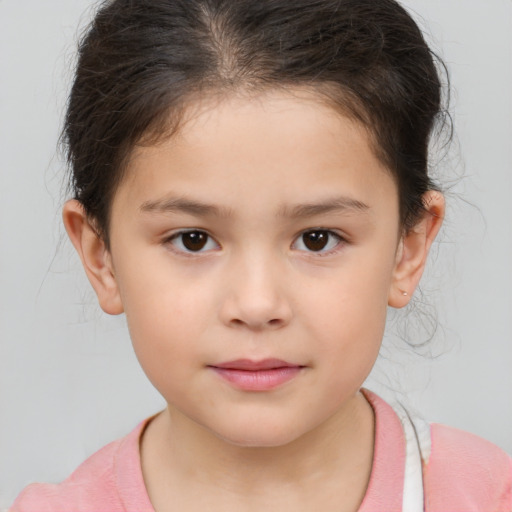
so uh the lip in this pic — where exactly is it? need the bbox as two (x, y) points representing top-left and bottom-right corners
(209, 359), (304, 391)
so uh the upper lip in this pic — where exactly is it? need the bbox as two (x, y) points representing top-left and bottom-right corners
(211, 359), (301, 371)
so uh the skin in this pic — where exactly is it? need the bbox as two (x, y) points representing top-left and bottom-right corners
(63, 90), (444, 512)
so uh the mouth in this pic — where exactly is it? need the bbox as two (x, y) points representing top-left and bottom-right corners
(208, 359), (304, 391)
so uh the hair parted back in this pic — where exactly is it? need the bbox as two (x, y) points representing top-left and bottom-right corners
(64, 0), (448, 245)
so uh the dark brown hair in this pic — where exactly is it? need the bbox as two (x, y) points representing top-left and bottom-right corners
(64, 0), (449, 244)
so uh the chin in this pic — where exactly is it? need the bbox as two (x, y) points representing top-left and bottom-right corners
(210, 419), (309, 449)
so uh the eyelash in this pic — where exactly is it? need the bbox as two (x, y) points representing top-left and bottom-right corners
(164, 230), (220, 256)
(292, 229), (345, 256)
(163, 228), (346, 256)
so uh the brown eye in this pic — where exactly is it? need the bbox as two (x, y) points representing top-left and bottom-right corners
(170, 230), (218, 253)
(303, 231), (328, 251)
(293, 230), (342, 253)
(182, 231), (207, 251)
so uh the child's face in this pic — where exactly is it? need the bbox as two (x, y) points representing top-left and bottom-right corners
(98, 91), (406, 446)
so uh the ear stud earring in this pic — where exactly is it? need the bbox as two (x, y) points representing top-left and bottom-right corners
(402, 291), (408, 296)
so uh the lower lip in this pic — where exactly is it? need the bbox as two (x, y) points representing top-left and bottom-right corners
(210, 366), (303, 391)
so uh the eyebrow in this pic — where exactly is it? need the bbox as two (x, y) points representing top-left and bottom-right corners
(278, 196), (370, 218)
(140, 195), (370, 219)
(140, 196), (233, 218)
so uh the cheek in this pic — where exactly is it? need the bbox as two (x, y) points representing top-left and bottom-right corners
(301, 253), (394, 363)
(114, 261), (214, 380)
(315, 290), (387, 361)
(124, 297), (204, 402)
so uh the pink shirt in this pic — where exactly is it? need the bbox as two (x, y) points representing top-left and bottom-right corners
(11, 391), (512, 511)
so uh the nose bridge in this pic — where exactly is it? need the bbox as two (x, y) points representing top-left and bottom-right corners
(219, 244), (292, 330)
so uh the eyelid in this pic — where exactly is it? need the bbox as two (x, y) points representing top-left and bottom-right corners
(291, 228), (346, 256)
(164, 229), (221, 255)
(162, 227), (347, 256)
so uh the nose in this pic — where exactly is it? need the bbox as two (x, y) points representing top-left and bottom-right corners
(218, 253), (293, 331)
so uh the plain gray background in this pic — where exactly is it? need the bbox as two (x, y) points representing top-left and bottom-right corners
(1, 0), (511, 508)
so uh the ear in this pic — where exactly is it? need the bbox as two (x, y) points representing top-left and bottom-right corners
(62, 200), (124, 315)
(388, 191), (445, 308)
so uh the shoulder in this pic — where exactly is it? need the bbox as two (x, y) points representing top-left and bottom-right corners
(424, 423), (512, 512)
(10, 438), (123, 512)
(10, 419), (154, 512)
(363, 389), (512, 511)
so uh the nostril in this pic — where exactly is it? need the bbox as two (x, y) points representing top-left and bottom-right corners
(221, 293), (293, 330)
(228, 317), (284, 330)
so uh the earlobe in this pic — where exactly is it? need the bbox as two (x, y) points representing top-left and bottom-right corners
(388, 191), (445, 308)
(62, 200), (124, 315)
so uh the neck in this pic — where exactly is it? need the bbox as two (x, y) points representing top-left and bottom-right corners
(141, 391), (375, 502)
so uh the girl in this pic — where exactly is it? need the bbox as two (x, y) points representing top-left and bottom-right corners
(8, 0), (511, 510)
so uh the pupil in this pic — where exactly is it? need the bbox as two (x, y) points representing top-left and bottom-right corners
(182, 232), (207, 251)
(303, 231), (328, 251)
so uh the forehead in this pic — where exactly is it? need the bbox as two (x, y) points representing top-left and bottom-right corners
(117, 90), (398, 218)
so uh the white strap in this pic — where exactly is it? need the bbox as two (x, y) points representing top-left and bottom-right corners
(392, 403), (432, 512)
